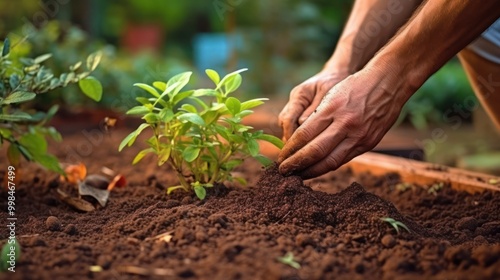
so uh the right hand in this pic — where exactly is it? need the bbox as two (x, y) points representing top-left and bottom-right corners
(279, 71), (348, 141)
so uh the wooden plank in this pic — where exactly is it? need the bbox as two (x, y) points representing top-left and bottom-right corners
(345, 152), (500, 193)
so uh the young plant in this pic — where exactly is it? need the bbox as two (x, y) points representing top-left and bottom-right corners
(277, 252), (301, 269)
(380, 217), (410, 234)
(0, 38), (102, 173)
(119, 68), (283, 199)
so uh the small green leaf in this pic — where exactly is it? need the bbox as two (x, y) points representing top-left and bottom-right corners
(224, 74), (242, 94)
(133, 148), (154, 164)
(193, 185), (206, 200)
(134, 83), (160, 98)
(180, 104), (198, 113)
(167, 185), (185, 195)
(158, 146), (172, 165)
(277, 252), (300, 269)
(7, 143), (21, 167)
(205, 69), (220, 85)
(86, 51), (102, 71)
(159, 108), (174, 122)
(143, 113), (159, 124)
(33, 53), (52, 64)
(152, 81), (167, 91)
(241, 98), (268, 110)
(247, 138), (260, 156)
(34, 154), (63, 174)
(118, 123), (149, 151)
(166, 71), (192, 95)
(182, 147), (201, 163)
(78, 76), (102, 101)
(2, 38), (10, 57)
(70, 61), (82, 71)
(9, 74), (20, 89)
(254, 154), (273, 166)
(178, 113), (205, 126)
(216, 68), (247, 90)
(172, 90), (194, 105)
(19, 132), (47, 155)
(126, 105), (151, 115)
(2, 91), (36, 104)
(255, 134), (284, 149)
(0, 112), (32, 122)
(225, 97), (241, 116)
(1, 238), (21, 272)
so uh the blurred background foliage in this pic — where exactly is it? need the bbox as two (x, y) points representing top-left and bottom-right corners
(0, 0), (475, 129)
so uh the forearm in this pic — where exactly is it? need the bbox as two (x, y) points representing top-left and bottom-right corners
(325, 0), (422, 74)
(369, 0), (500, 102)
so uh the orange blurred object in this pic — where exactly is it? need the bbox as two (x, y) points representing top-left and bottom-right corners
(107, 174), (127, 191)
(61, 163), (87, 184)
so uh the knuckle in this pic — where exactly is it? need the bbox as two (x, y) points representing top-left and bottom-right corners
(324, 155), (340, 169)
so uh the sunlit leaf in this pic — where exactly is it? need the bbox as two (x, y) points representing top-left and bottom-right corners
(178, 113), (205, 126)
(78, 76), (103, 101)
(2, 91), (36, 104)
(182, 147), (200, 163)
(205, 69), (220, 85)
(194, 185), (206, 200)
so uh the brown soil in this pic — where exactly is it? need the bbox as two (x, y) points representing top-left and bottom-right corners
(1, 126), (500, 280)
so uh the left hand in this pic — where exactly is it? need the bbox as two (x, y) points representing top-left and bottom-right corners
(278, 66), (409, 179)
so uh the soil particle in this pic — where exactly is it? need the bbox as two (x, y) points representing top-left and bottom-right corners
(456, 216), (479, 231)
(381, 234), (397, 248)
(45, 216), (62, 231)
(63, 224), (78, 235)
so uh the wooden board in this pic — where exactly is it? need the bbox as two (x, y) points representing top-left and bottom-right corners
(345, 152), (500, 193)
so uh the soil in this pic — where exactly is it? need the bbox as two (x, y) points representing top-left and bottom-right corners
(1, 125), (500, 280)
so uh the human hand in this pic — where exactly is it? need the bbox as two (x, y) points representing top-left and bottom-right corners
(278, 66), (411, 179)
(278, 71), (349, 142)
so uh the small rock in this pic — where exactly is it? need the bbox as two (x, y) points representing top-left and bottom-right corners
(381, 235), (396, 248)
(46, 216), (61, 231)
(63, 224), (77, 235)
(295, 233), (315, 247)
(456, 217), (478, 231)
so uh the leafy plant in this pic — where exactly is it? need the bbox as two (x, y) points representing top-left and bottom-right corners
(277, 252), (301, 269)
(380, 217), (410, 234)
(119, 68), (283, 199)
(0, 38), (102, 173)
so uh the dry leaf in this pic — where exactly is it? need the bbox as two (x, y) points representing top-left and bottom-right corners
(84, 174), (110, 190)
(107, 174), (127, 191)
(61, 163), (87, 184)
(79, 182), (110, 207)
(56, 188), (95, 212)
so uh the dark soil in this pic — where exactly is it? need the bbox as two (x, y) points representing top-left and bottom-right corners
(1, 127), (500, 280)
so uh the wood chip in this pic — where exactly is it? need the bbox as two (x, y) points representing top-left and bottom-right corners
(56, 188), (95, 212)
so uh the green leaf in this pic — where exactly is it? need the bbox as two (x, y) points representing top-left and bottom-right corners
(216, 68), (247, 91)
(118, 123), (149, 151)
(254, 154), (273, 166)
(34, 154), (63, 174)
(0, 127), (12, 138)
(19, 132), (47, 155)
(9, 74), (20, 89)
(167, 185), (185, 195)
(178, 113), (205, 126)
(277, 252), (300, 269)
(180, 104), (198, 113)
(126, 106), (151, 115)
(158, 146), (172, 165)
(224, 74), (242, 94)
(156, 81), (181, 106)
(70, 61), (82, 71)
(255, 134), (284, 149)
(134, 83), (160, 98)
(159, 108), (174, 122)
(3, 91), (36, 105)
(143, 113), (159, 124)
(193, 88), (218, 97)
(241, 98), (268, 110)
(1, 238), (21, 272)
(205, 69), (220, 85)
(153, 81), (167, 91)
(225, 97), (241, 116)
(33, 53), (52, 64)
(247, 138), (260, 156)
(78, 76), (102, 101)
(2, 38), (10, 57)
(45, 105), (59, 121)
(182, 146), (201, 163)
(0, 112), (32, 122)
(167, 71), (192, 95)
(172, 90), (194, 105)
(7, 143), (21, 167)
(135, 97), (151, 105)
(193, 185), (206, 200)
(86, 51), (102, 71)
(133, 148), (154, 164)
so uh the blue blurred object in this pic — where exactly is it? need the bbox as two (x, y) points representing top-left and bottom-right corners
(193, 33), (244, 73)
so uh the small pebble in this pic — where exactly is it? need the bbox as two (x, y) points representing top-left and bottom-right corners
(381, 235), (396, 248)
(63, 224), (77, 235)
(46, 216), (61, 231)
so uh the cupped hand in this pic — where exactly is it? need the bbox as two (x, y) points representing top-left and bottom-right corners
(278, 66), (410, 179)
(278, 71), (349, 142)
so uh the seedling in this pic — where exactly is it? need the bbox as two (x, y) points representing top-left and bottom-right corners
(0, 38), (102, 173)
(277, 252), (301, 269)
(380, 217), (410, 234)
(119, 68), (283, 199)
(428, 182), (444, 196)
(1, 238), (21, 272)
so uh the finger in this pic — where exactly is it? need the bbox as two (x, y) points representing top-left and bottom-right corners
(279, 87), (316, 141)
(296, 139), (358, 179)
(278, 110), (333, 164)
(279, 125), (346, 175)
(298, 92), (324, 124)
